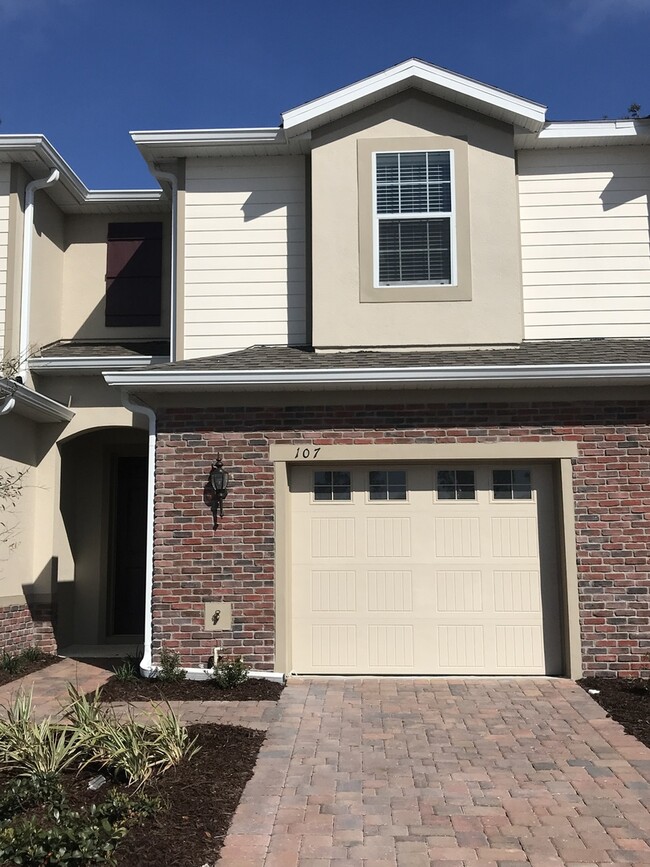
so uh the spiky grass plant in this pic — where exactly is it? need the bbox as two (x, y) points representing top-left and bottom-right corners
(0, 692), (84, 785)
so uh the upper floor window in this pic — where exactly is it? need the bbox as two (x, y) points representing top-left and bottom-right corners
(105, 222), (163, 327)
(374, 150), (454, 287)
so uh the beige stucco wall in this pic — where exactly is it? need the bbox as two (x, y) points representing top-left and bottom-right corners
(30, 189), (65, 353)
(310, 91), (524, 349)
(0, 414), (40, 601)
(62, 213), (171, 342)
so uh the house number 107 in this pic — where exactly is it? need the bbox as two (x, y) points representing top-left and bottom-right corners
(294, 447), (321, 459)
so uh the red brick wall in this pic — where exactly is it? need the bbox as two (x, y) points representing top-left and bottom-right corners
(0, 601), (57, 655)
(154, 399), (650, 676)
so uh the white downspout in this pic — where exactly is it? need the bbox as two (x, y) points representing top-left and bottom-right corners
(151, 169), (177, 363)
(121, 393), (157, 676)
(19, 169), (60, 382)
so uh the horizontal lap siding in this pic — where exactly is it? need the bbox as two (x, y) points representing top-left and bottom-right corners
(184, 157), (307, 358)
(0, 165), (10, 354)
(518, 147), (650, 339)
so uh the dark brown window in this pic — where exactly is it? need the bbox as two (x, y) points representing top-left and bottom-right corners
(105, 222), (163, 326)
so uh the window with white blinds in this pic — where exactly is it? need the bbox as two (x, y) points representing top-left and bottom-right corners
(374, 150), (455, 286)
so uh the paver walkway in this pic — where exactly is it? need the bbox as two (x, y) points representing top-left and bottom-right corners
(0, 658), (277, 728)
(219, 677), (650, 867)
(0, 657), (113, 720)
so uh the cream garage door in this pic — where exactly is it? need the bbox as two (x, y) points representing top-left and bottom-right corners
(290, 463), (562, 675)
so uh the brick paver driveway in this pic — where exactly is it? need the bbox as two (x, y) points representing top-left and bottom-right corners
(219, 677), (650, 866)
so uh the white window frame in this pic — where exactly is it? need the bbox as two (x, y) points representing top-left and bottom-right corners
(372, 149), (457, 289)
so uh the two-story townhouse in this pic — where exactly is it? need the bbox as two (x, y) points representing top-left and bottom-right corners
(2, 59), (650, 679)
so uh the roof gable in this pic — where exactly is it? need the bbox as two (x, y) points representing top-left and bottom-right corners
(282, 59), (547, 137)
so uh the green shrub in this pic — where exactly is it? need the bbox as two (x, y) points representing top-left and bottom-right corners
(0, 775), (63, 821)
(0, 651), (22, 675)
(211, 655), (250, 689)
(0, 790), (161, 866)
(153, 646), (186, 682)
(19, 647), (48, 664)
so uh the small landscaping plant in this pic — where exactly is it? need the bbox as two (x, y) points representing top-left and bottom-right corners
(65, 685), (199, 788)
(211, 655), (250, 689)
(0, 692), (84, 785)
(113, 658), (139, 683)
(0, 646), (58, 686)
(0, 788), (161, 866)
(153, 646), (186, 682)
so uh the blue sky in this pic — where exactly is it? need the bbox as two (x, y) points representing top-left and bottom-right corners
(1, 0), (649, 189)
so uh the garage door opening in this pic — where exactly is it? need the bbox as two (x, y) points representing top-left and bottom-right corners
(290, 463), (563, 675)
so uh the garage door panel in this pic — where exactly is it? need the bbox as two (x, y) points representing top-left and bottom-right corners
(367, 570), (413, 611)
(310, 517), (355, 557)
(433, 516), (481, 557)
(366, 516), (411, 557)
(494, 570), (542, 612)
(291, 463), (561, 675)
(435, 570), (483, 612)
(491, 516), (539, 558)
(310, 570), (357, 612)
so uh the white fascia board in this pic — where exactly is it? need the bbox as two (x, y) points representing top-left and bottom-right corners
(0, 379), (74, 422)
(282, 59), (547, 135)
(131, 128), (283, 146)
(0, 135), (162, 205)
(104, 363), (650, 391)
(30, 356), (169, 375)
(516, 119), (650, 149)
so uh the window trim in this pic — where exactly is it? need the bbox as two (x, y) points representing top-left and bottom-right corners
(357, 136), (472, 304)
(372, 149), (457, 288)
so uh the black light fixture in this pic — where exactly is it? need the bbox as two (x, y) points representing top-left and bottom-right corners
(209, 453), (230, 528)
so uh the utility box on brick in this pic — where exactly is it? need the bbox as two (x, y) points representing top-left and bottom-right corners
(204, 602), (232, 631)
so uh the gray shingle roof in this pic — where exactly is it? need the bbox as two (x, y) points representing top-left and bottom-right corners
(38, 340), (171, 359)
(145, 339), (650, 373)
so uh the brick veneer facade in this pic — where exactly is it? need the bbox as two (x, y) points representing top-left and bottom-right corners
(154, 398), (650, 677)
(0, 601), (57, 655)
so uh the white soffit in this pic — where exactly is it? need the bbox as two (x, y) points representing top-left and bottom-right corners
(0, 135), (165, 213)
(130, 128), (310, 160)
(282, 59), (547, 136)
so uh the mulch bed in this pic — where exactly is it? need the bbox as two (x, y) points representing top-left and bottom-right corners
(0, 654), (59, 688)
(580, 676), (650, 750)
(114, 723), (264, 866)
(98, 674), (284, 702)
(0, 723), (265, 867)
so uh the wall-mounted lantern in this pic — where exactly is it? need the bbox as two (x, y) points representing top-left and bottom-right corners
(209, 454), (230, 528)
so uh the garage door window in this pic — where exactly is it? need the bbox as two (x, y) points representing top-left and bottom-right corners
(369, 470), (407, 500)
(436, 469), (476, 500)
(314, 471), (351, 501)
(493, 469), (532, 500)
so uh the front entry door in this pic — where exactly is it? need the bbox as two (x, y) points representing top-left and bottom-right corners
(109, 456), (147, 636)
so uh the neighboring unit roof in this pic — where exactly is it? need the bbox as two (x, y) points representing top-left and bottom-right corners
(104, 339), (650, 391)
(0, 135), (166, 214)
(30, 340), (171, 374)
(281, 58), (547, 135)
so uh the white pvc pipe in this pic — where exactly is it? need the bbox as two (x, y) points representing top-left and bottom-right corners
(19, 169), (60, 381)
(121, 393), (156, 676)
(151, 169), (178, 363)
